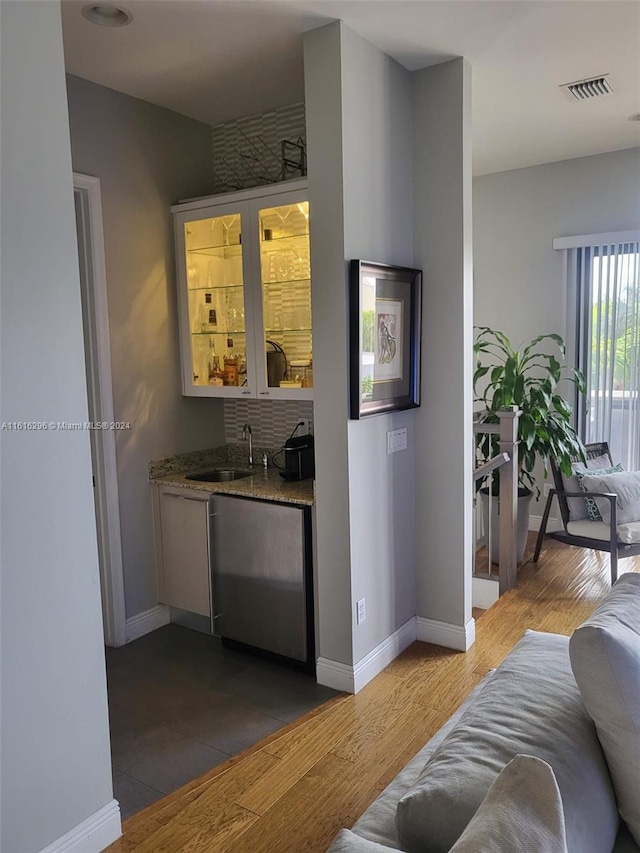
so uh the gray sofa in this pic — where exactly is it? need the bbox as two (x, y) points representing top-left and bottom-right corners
(328, 574), (640, 853)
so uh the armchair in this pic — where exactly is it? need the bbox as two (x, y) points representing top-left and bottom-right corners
(533, 442), (640, 583)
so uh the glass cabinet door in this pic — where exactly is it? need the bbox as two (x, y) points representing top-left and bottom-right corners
(258, 201), (312, 395)
(183, 212), (249, 391)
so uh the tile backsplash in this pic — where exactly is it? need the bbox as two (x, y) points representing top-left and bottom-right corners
(212, 102), (306, 194)
(224, 399), (313, 447)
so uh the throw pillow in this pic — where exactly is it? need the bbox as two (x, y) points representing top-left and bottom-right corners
(570, 573), (640, 846)
(578, 470), (640, 525)
(395, 630), (618, 853)
(563, 453), (618, 521)
(449, 755), (567, 853)
(573, 463), (625, 521)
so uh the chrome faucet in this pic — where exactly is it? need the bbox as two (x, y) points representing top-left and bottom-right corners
(242, 423), (253, 467)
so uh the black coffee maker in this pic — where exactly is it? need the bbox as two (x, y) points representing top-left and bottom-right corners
(266, 340), (287, 387)
(280, 434), (315, 481)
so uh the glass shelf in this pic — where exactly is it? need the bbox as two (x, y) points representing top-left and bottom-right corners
(261, 232), (309, 244)
(264, 328), (312, 334)
(187, 244), (242, 257)
(261, 278), (311, 288)
(192, 330), (246, 336)
(188, 284), (244, 293)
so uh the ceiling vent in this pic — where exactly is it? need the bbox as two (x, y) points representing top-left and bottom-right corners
(561, 74), (613, 101)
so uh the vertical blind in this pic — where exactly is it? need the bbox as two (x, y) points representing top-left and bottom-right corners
(567, 237), (640, 469)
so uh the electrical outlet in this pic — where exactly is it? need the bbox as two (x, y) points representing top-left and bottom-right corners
(299, 418), (312, 434)
(356, 598), (366, 625)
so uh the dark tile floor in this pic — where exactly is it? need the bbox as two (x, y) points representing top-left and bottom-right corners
(106, 624), (338, 819)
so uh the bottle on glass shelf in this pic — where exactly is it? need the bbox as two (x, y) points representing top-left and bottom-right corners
(200, 292), (217, 332)
(223, 354), (238, 386)
(207, 340), (224, 386)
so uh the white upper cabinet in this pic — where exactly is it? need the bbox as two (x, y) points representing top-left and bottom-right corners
(172, 180), (313, 400)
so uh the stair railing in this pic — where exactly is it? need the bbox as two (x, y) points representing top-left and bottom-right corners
(473, 408), (520, 595)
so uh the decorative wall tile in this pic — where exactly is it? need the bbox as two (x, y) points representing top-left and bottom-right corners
(224, 399), (314, 447)
(212, 103), (306, 194)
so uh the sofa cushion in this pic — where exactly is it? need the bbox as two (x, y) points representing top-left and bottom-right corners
(351, 677), (492, 850)
(449, 754), (567, 853)
(566, 520), (640, 545)
(570, 573), (640, 846)
(326, 829), (397, 853)
(395, 630), (618, 853)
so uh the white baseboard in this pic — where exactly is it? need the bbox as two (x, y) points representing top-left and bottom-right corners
(529, 514), (563, 533)
(126, 604), (170, 643)
(38, 800), (121, 853)
(316, 657), (355, 693)
(472, 576), (500, 610)
(317, 617), (417, 694)
(416, 616), (476, 651)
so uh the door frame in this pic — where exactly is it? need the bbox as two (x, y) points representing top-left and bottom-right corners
(74, 172), (127, 647)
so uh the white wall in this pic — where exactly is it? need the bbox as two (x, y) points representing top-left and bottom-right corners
(66, 75), (226, 618)
(474, 147), (640, 515)
(1, 4), (117, 852)
(304, 22), (416, 668)
(413, 59), (475, 633)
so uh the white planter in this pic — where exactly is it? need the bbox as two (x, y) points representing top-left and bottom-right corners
(480, 487), (533, 566)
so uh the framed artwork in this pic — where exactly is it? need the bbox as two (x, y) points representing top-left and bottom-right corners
(349, 260), (422, 418)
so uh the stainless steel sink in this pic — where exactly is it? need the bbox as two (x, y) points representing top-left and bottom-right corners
(186, 469), (253, 483)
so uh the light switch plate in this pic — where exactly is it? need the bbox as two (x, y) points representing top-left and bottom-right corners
(387, 428), (408, 454)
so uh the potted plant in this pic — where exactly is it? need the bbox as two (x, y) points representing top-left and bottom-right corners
(473, 327), (586, 563)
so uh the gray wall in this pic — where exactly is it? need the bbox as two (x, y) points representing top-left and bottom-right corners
(340, 27), (417, 664)
(304, 23), (354, 665)
(474, 147), (640, 515)
(66, 75), (226, 618)
(1, 3), (115, 851)
(305, 22), (416, 666)
(413, 59), (474, 628)
(474, 147), (640, 346)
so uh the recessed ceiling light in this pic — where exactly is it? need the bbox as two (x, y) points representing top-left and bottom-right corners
(628, 113), (640, 122)
(81, 4), (133, 27)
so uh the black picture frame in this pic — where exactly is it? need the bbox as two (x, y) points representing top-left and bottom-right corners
(349, 260), (422, 419)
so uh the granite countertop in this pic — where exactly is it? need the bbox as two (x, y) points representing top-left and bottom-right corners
(149, 445), (314, 506)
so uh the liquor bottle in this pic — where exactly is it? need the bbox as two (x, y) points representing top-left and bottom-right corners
(223, 354), (238, 386)
(200, 292), (217, 332)
(207, 340), (224, 386)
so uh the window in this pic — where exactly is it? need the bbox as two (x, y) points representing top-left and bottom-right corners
(556, 232), (640, 470)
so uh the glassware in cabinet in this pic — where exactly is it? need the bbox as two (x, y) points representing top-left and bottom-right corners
(183, 212), (249, 391)
(258, 201), (313, 390)
(173, 180), (311, 399)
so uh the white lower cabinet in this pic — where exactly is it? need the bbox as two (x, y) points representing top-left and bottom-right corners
(155, 486), (212, 619)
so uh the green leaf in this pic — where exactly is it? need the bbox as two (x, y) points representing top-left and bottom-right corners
(473, 364), (490, 389)
(513, 373), (525, 405)
(552, 395), (571, 418)
(490, 365), (504, 384)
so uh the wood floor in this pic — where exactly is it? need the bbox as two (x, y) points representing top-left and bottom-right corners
(106, 539), (640, 853)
